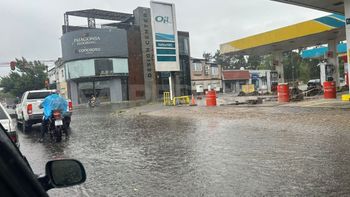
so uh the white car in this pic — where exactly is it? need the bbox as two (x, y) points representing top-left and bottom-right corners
(0, 103), (19, 147)
(16, 90), (73, 132)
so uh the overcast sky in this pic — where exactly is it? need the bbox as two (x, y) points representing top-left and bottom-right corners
(0, 0), (328, 76)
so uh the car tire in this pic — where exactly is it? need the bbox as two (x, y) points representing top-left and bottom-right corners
(16, 115), (21, 127)
(22, 120), (31, 133)
(22, 121), (27, 133)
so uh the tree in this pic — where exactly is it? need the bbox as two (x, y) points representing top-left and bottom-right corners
(212, 50), (247, 70)
(246, 55), (262, 70)
(232, 55), (246, 69)
(0, 58), (48, 97)
(258, 54), (274, 70)
(202, 52), (213, 63)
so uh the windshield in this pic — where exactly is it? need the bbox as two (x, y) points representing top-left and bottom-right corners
(1, 1), (350, 196)
(27, 92), (51, 100)
(0, 107), (8, 120)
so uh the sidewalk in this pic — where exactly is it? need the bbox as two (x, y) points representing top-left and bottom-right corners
(282, 97), (350, 109)
(73, 100), (149, 110)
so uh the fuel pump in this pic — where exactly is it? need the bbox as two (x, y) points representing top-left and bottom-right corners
(319, 61), (336, 85)
(319, 60), (337, 98)
(269, 71), (279, 92)
(325, 64), (335, 81)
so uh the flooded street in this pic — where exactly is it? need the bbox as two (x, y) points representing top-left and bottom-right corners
(18, 104), (350, 196)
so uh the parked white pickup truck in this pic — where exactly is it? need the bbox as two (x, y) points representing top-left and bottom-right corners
(15, 90), (73, 132)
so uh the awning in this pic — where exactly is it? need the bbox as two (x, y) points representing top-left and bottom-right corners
(220, 14), (345, 55)
(222, 70), (250, 80)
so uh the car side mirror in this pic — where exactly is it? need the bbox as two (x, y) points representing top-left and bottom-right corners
(42, 159), (86, 190)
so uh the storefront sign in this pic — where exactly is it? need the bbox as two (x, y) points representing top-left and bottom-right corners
(139, 9), (154, 80)
(242, 84), (255, 93)
(61, 29), (128, 62)
(150, 1), (180, 71)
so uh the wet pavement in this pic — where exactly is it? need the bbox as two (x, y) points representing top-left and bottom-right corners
(17, 103), (350, 196)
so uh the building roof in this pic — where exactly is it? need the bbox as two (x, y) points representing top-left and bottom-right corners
(222, 70), (250, 80)
(220, 14), (345, 55)
(271, 0), (344, 14)
(65, 9), (132, 21)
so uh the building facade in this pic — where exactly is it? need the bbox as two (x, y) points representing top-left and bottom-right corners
(222, 70), (250, 93)
(190, 58), (222, 94)
(157, 31), (191, 97)
(59, 8), (191, 105)
(249, 70), (279, 93)
(61, 27), (129, 105)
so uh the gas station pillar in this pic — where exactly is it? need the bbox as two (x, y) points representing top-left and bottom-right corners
(273, 51), (284, 83)
(327, 39), (340, 87)
(345, 0), (350, 95)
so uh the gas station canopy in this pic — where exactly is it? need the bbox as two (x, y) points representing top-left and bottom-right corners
(220, 14), (345, 55)
(272, 0), (345, 14)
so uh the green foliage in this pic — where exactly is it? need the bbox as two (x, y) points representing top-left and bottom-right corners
(282, 51), (322, 83)
(202, 52), (213, 62)
(298, 61), (310, 83)
(212, 50), (247, 70)
(0, 58), (48, 97)
(246, 55), (262, 70)
(208, 49), (331, 83)
(258, 55), (273, 70)
(0, 91), (15, 101)
(282, 51), (301, 82)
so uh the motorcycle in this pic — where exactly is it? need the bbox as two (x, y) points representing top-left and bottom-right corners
(47, 110), (66, 142)
(88, 97), (96, 108)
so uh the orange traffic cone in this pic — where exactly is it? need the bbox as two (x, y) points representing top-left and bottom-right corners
(190, 94), (197, 106)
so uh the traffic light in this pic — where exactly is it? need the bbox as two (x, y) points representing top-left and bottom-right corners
(10, 61), (16, 70)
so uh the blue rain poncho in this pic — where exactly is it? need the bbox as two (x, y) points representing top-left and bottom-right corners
(41, 94), (67, 120)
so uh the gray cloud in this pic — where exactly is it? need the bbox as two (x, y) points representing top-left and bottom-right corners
(0, 0), (328, 76)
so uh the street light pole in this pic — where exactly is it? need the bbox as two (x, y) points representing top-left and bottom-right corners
(291, 52), (295, 87)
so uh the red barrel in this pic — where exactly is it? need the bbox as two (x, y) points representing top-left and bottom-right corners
(323, 81), (336, 99)
(277, 83), (289, 103)
(206, 90), (217, 106)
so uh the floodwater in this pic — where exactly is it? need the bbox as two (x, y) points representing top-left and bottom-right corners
(18, 104), (350, 196)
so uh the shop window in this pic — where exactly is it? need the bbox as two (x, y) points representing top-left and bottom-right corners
(65, 59), (95, 79)
(78, 82), (94, 104)
(77, 81), (112, 104)
(66, 58), (128, 80)
(95, 59), (113, 76)
(193, 63), (202, 72)
(95, 81), (111, 103)
(112, 58), (129, 73)
(211, 67), (219, 76)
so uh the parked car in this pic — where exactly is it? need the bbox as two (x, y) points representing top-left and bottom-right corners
(306, 79), (323, 96)
(0, 123), (86, 197)
(0, 103), (19, 147)
(15, 90), (73, 132)
(307, 79), (322, 90)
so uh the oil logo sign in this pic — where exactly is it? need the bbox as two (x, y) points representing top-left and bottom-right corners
(155, 16), (171, 24)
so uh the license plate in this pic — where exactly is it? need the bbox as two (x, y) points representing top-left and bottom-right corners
(55, 120), (63, 126)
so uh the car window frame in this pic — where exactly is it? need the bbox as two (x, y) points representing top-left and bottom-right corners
(0, 124), (48, 197)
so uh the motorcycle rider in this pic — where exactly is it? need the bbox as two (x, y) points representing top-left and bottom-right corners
(39, 90), (67, 140)
(89, 94), (96, 107)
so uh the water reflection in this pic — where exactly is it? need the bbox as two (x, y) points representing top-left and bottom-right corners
(17, 105), (350, 196)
